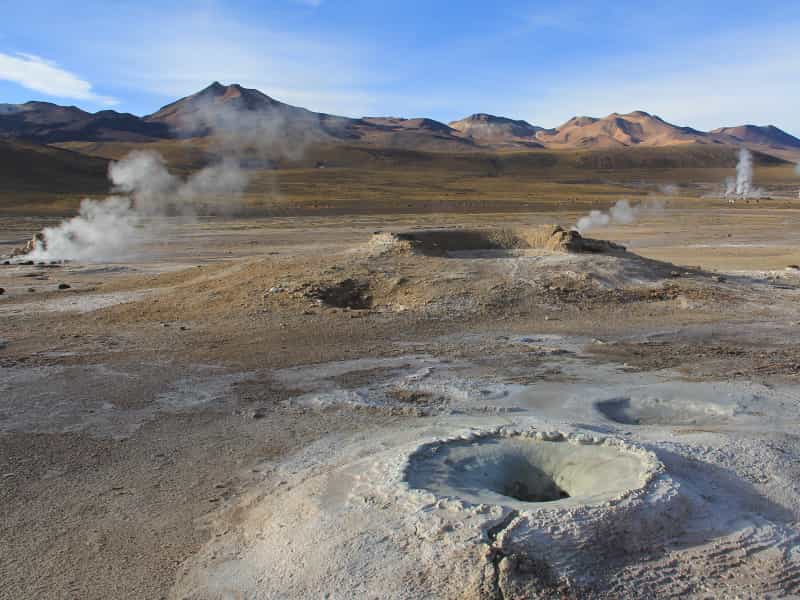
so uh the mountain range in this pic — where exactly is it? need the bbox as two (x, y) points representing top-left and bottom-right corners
(2, 82), (799, 162)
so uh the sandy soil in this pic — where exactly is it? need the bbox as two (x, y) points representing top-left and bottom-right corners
(2, 206), (800, 598)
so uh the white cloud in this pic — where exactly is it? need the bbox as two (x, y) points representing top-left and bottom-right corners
(0, 52), (116, 105)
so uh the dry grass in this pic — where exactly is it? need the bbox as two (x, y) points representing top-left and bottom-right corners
(4, 139), (799, 216)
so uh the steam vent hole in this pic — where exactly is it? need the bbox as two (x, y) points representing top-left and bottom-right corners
(405, 434), (649, 508)
(500, 463), (570, 502)
(306, 279), (372, 309)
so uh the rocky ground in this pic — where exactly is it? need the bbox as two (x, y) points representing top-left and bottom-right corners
(2, 207), (800, 598)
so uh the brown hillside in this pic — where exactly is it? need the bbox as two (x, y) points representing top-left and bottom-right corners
(536, 111), (706, 148)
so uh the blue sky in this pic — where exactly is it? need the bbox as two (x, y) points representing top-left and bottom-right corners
(2, 0), (799, 134)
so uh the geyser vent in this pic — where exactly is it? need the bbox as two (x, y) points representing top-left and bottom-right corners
(403, 429), (658, 509)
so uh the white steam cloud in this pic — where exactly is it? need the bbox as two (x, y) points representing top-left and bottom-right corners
(11, 84), (336, 263)
(574, 197), (666, 233)
(17, 151), (247, 263)
(795, 163), (800, 199)
(173, 87), (346, 164)
(575, 200), (635, 232)
(574, 184), (676, 233)
(736, 147), (753, 197)
(724, 148), (764, 202)
(657, 183), (679, 196)
(726, 148), (752, 198)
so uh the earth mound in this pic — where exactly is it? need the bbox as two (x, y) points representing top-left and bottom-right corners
(369, 225), (626, 257)
(9, 233), (45, 259)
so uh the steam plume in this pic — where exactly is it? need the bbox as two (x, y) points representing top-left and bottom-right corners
(575, 198), (668, 233)
(16, 150), (247, 263)
(11, 84), (335, 263)
(736, 148), (753, 197)
(724, 148), (763, 202)
(575, 200), (632, 232)
(658, 183), (679, 196)
(174, 91), (338, 164)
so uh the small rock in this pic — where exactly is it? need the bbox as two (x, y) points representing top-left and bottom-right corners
(57, 283), (71, 290)
(179, 326), (188, 331)
(0, 288), (4, 295)
(27, 287), (35, 293)
(787, 264), (800, 270)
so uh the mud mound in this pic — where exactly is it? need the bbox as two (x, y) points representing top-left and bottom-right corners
(514, 225), (626, 254)
(369, 225), (626, 257)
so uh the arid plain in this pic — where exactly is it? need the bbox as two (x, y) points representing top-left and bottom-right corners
(4, 182), (800, 598)
(4, 82), (800, 598)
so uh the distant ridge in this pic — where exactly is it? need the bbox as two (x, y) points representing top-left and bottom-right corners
(1, 82), (799, 160)
(710, 124), (800, 149)
(0, 101), (169, 142)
